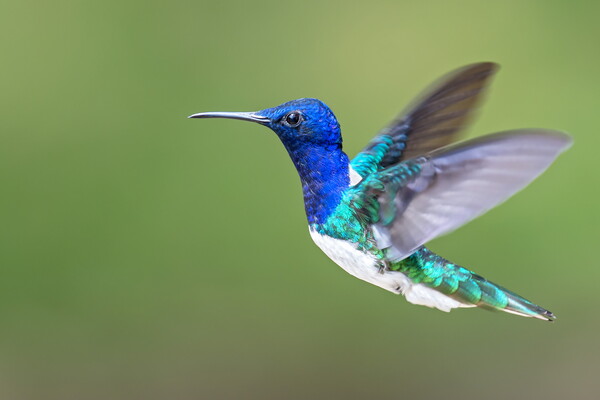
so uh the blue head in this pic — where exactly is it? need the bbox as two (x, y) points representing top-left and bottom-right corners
(190, 98), (350, 224)
(258, 98), (342, 149)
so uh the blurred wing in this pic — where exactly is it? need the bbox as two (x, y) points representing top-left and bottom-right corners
(356, 130), (572, 261)
(351, 63), (498, 177)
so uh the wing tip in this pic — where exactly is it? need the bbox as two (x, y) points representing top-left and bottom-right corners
(514, 128), (573, 148)
(452, 61), (500, 79)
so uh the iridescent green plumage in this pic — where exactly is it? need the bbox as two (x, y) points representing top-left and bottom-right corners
(391, 249), (552, 318)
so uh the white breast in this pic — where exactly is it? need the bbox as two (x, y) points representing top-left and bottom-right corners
(309, 229), (470, 312)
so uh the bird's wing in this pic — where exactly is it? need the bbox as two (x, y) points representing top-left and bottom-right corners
(350, 130), (572, 261)
(351, 63), (498, 177)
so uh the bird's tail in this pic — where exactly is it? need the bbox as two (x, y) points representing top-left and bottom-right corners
(459, 273), (556, 321)
(395, 248), (556, 321)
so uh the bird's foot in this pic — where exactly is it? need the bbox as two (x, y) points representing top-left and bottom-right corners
(377, 261), (390, 275)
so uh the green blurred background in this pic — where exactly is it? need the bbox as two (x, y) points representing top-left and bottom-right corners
(1, 1), (598, 399)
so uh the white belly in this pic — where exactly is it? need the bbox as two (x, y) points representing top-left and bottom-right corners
(309, 229), (468, 312)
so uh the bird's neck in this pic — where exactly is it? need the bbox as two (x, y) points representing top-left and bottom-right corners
(283, 142), (350, 224)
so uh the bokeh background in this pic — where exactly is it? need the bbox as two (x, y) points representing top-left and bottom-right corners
(2, 1), (598, 399)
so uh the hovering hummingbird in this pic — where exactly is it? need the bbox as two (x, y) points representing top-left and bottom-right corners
(189, 63), (571, 321)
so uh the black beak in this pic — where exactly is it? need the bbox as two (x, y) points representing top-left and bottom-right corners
(188, 111), (270, 125)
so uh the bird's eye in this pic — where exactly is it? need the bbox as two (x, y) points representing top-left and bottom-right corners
(283, 111), (303, 128)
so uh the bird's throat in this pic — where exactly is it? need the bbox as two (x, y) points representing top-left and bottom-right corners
(284, 143), (350, 224)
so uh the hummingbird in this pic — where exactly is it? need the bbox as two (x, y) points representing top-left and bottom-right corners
(189, 63), (571, 321)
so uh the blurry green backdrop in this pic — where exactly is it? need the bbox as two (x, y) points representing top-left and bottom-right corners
(1, 1), (598, 399)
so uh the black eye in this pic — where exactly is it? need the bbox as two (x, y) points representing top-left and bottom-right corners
(283, 111), (303, 127)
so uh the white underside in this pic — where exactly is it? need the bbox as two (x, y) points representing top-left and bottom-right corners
(309, 229), (473, 312)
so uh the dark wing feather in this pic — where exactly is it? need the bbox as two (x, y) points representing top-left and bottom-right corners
(351, 63), (499, 177)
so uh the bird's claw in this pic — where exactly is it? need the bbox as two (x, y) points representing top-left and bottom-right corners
(378, 261), (390, 275)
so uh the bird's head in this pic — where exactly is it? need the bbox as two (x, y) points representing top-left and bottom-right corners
(189, 98), (351, 223)
(189, 98), (342, 151)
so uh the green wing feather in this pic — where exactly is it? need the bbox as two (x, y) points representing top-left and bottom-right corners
(349, 130), (572, 261)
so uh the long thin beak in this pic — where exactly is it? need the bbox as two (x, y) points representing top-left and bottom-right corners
(188, 111), (270, 125)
